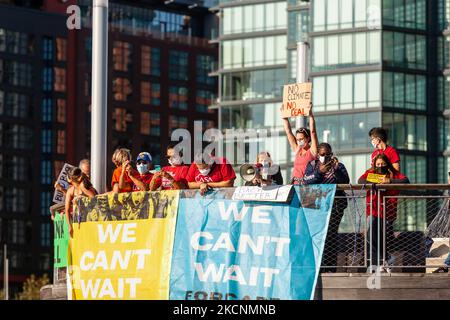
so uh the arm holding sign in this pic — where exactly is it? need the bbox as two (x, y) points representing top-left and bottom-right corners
(282, 117), (298, 152)
(309, 107), (318, 156)
(64, 186), (74, 237)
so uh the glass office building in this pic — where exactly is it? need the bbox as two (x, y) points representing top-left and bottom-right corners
(216, 0), (450, 183)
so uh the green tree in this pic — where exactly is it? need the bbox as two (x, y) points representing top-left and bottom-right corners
(15, 274), (50, 300)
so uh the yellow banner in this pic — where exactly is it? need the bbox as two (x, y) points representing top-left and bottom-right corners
(367, 173), (387, 183)
(68, 190), (179, 300)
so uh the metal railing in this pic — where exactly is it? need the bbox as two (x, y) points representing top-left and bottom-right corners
(320, 184), (450, 273)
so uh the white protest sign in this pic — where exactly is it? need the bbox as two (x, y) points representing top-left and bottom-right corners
(232, 185), (293, 202)
(53, 163), (76, 204)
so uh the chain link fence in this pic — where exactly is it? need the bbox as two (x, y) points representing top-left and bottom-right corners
(320, 185), (450, 273)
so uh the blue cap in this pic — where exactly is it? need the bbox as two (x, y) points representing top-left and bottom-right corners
(136, 152), (152, 163)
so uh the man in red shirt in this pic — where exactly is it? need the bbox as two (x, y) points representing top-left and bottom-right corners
(369, 127), (400, 171)
(150, 144), (189, 190)
(186, 153), (236, 195)
(125, 152), (154, 191)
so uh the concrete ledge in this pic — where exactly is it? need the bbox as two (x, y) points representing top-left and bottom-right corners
(40, 284), (68, 300)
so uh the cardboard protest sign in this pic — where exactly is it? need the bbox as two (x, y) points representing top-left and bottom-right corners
(280, 82), (312, 118)
(366, 173), (387, 183)
(53, 163), (76, 204)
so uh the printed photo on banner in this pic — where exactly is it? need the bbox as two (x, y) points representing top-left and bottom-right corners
(75, 190), (179, 222)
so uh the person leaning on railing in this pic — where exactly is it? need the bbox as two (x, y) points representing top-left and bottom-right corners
(358, 153), (410, 271)
(302, 142), (350, 272)
(186, 153), (236, 196)
(65, 167), (97, 237)
(149, 144), (189, 191)
(244, 151), (283, 187)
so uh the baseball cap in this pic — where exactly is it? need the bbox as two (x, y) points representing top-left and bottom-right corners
(136, 152), (152, 163)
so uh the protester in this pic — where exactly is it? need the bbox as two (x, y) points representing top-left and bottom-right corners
(369, 127), (400, 171)
(150, 144), (189, 191)
(123, 152), (154, 191)
(64, 167), (97, 237)
(358, 154), (409, 271)
(244, 151), (283, 187)
(79, 159), (91, 178)
(282, 106), (318, 184)
(303, 143), (350, 272)
(186, 152), (236, 195)
(111, 148), (133, 193)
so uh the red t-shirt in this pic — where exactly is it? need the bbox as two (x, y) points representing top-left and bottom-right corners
(186, 161), (236, 183)
(111, 167), (133, 193)
(158, 165), (190, 190)
(132, 172), (153, 191)
(371, 145), (400, 166)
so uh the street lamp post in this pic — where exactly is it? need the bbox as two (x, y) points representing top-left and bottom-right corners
(91, 0), (109, 193)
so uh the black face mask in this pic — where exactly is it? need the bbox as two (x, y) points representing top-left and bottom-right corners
(375, 166), (388, 174)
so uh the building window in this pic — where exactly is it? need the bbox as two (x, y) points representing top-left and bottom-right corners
(112, 77), (132, 101)
(141, 45), (160, 76)
(169, 50), (189, 81)
(41, 129), (52, 154)
(383, 0), (426, 30)
(169, 86), (188, 110)
(140, 81), (160, 106)
(383, 113), (427, 151)
(383, 72), (426, 110)
(41, 160), (52, 185)
(54, 67), (66, 92)
(315, 112), (381, 151)
(113, 41), (132, 72)
(41, 191), (52, 216)
(196, 55), (216, 86)
(312, 72), (381, 111)
(383, 31), (426, 70)
(8, 220), (26, 244)
(2, 124), (34, 150)
(0, 59), (32, 87)
(40, 223), (51, 247)
(196, 90), (215, 113)
(222, 2), (286, 35)
(169, 115), (188, 134)
(288, 9), (309, 44)
(0, 91), (31, 118)
(222, 36), (287, 69)
(5, 188), (26, 213)
(42, 37), (53, 60)
(56, 38), (67, 61)
(312, 31), (381, 71)
(43, 67), (53, 91)
(142, 112), (161, 136)
(112, 108), (133, 132)
(0, 29), (32, 55)
(222, 68), (286, 102)
(57, 130), (66, 154)
(57, 99), (66, 123)
(0, 155), (30, 181)
(42, 98), (52, 122)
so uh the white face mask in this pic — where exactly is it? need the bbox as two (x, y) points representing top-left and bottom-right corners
(199, 168), (211, 176)
(137, 163), (149, 174)
(168, 157), (182, 166)
(371, 139), (380, 149)
(297, 139), (306, 147)
(319, 156), (326, 164)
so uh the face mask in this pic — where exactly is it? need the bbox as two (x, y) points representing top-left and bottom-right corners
(375, 166), (388, 174)
(319, 156), (326, 163)
(298, 139), (306, 147)
(371, 139), (380, 149)
(199, 168), (211, 176)
(168, 157), (182, 166)
(137, 163), (149, 174)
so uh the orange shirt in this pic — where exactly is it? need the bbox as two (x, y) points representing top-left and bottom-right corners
(111, 167), (133, 193)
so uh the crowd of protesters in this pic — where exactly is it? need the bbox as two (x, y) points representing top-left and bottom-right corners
(55, 103), (450, 273)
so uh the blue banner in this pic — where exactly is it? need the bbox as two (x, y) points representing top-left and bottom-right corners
(169, 185), (336, 300)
